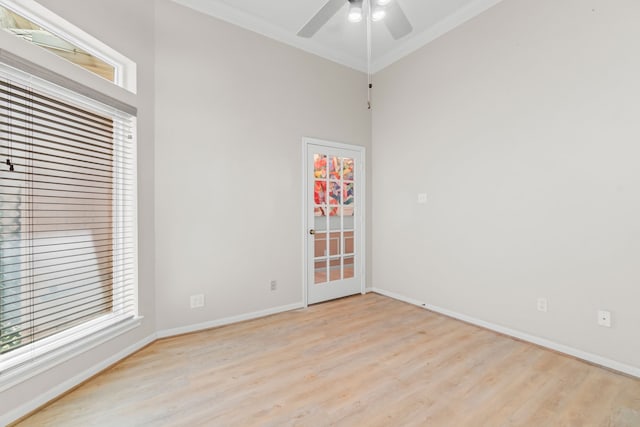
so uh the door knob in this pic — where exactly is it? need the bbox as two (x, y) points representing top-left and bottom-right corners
(309, 229), (315, 235)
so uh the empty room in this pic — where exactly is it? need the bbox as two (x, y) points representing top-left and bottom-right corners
(1, 0), (639, 425)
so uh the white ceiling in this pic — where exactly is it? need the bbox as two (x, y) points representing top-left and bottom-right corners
(172, 0), (504, 72)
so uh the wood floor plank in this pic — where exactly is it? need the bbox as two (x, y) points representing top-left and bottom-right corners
(13, 293), (640, 426)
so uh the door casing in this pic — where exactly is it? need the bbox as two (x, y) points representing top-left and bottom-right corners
(302, 137), (366, 307)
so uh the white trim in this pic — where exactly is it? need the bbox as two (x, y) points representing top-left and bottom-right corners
(304, 137), (367, 154)
(371, 287), (640, 379)
(0, 0), (137, 92)
(0, 315), (142, 391)
(156, 302), (305, 339)
(371, 0), (505, 72)
(359, 148), (367, 295)
(131, 116), (140, 319)
(371, 288), (425, 307)
(0, 30), (137, 110)
(0, 330), (155, 427)
(301, 141), (310, 309)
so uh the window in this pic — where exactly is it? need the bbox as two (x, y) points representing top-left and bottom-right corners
(0, 0), (136, 94)
(0, 61), (136, 381)
(0, 5), (115, 82)
(0, 0), (138, 389)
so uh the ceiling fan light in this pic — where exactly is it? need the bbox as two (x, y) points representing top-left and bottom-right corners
(372, 7), (386, 21)
(348, 3), (363, 23)
(376, 0), (391, 6)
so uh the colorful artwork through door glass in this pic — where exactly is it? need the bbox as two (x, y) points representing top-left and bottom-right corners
(342, 158), (354, 180)
(314, 154), (327, 178)
(343, 182), (354, 206)
(314, 154), (354, 217)
(329, 156), (340, 179)
(314, 180), (327, 205)
(329, 181), (341, 206)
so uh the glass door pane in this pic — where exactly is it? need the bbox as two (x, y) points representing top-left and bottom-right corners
(313, 154), (356, 285)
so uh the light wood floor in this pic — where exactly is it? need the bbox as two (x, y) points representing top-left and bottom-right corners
(15, 293), (640, 426)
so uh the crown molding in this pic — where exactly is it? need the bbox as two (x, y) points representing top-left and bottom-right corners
(371, 0), (505, 72)
(172, 0), (506, 75)
(171, 0), (368, 72)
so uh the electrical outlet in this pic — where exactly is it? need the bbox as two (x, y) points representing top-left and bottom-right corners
(537, 298), (548, 312)
(417, 193), (428, 204)
(190, 294), (205, 309)
(597, 310), (611, 327)
(270, 280), (277, 291)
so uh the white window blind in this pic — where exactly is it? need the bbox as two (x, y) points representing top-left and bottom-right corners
(0, 61), (136, 378)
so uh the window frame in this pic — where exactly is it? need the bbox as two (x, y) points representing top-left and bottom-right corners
(0, 1), (140, 392)
(0, 0), (136, 93)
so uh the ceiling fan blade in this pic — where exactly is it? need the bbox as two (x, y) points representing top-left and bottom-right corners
(297, 0), (346, 38)
(384, 1), (413, 40)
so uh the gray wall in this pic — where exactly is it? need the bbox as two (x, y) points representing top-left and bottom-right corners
(154, 0), (372, 332)
(372, 0), (640, 369)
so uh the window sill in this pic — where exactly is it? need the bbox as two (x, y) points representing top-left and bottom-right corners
(0, 315), (143, 393)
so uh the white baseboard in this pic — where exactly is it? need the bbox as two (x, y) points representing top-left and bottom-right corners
(156, 302), (305, 339)
(371, 287), (640, 379)
(2, 333), (157, 427)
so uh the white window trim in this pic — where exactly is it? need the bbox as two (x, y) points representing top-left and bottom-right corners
(0, 0), (137, 94)
(0, 63), (141, 391)
(0, 316), (143, 392)
(0, 0), (140, 391)
(0, 30), (137, 112)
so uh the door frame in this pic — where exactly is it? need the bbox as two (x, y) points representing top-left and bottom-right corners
(302, 137), (366, 307)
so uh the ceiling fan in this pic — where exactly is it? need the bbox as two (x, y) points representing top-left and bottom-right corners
(297, 0), (413, 40)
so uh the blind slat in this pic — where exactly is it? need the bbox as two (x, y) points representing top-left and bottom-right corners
(2, 263), (135, 292)
(1, 273), (117, 306)
(2, 286), (114, 323)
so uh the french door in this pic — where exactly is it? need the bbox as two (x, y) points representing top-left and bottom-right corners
(304, 139), (364, 305)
